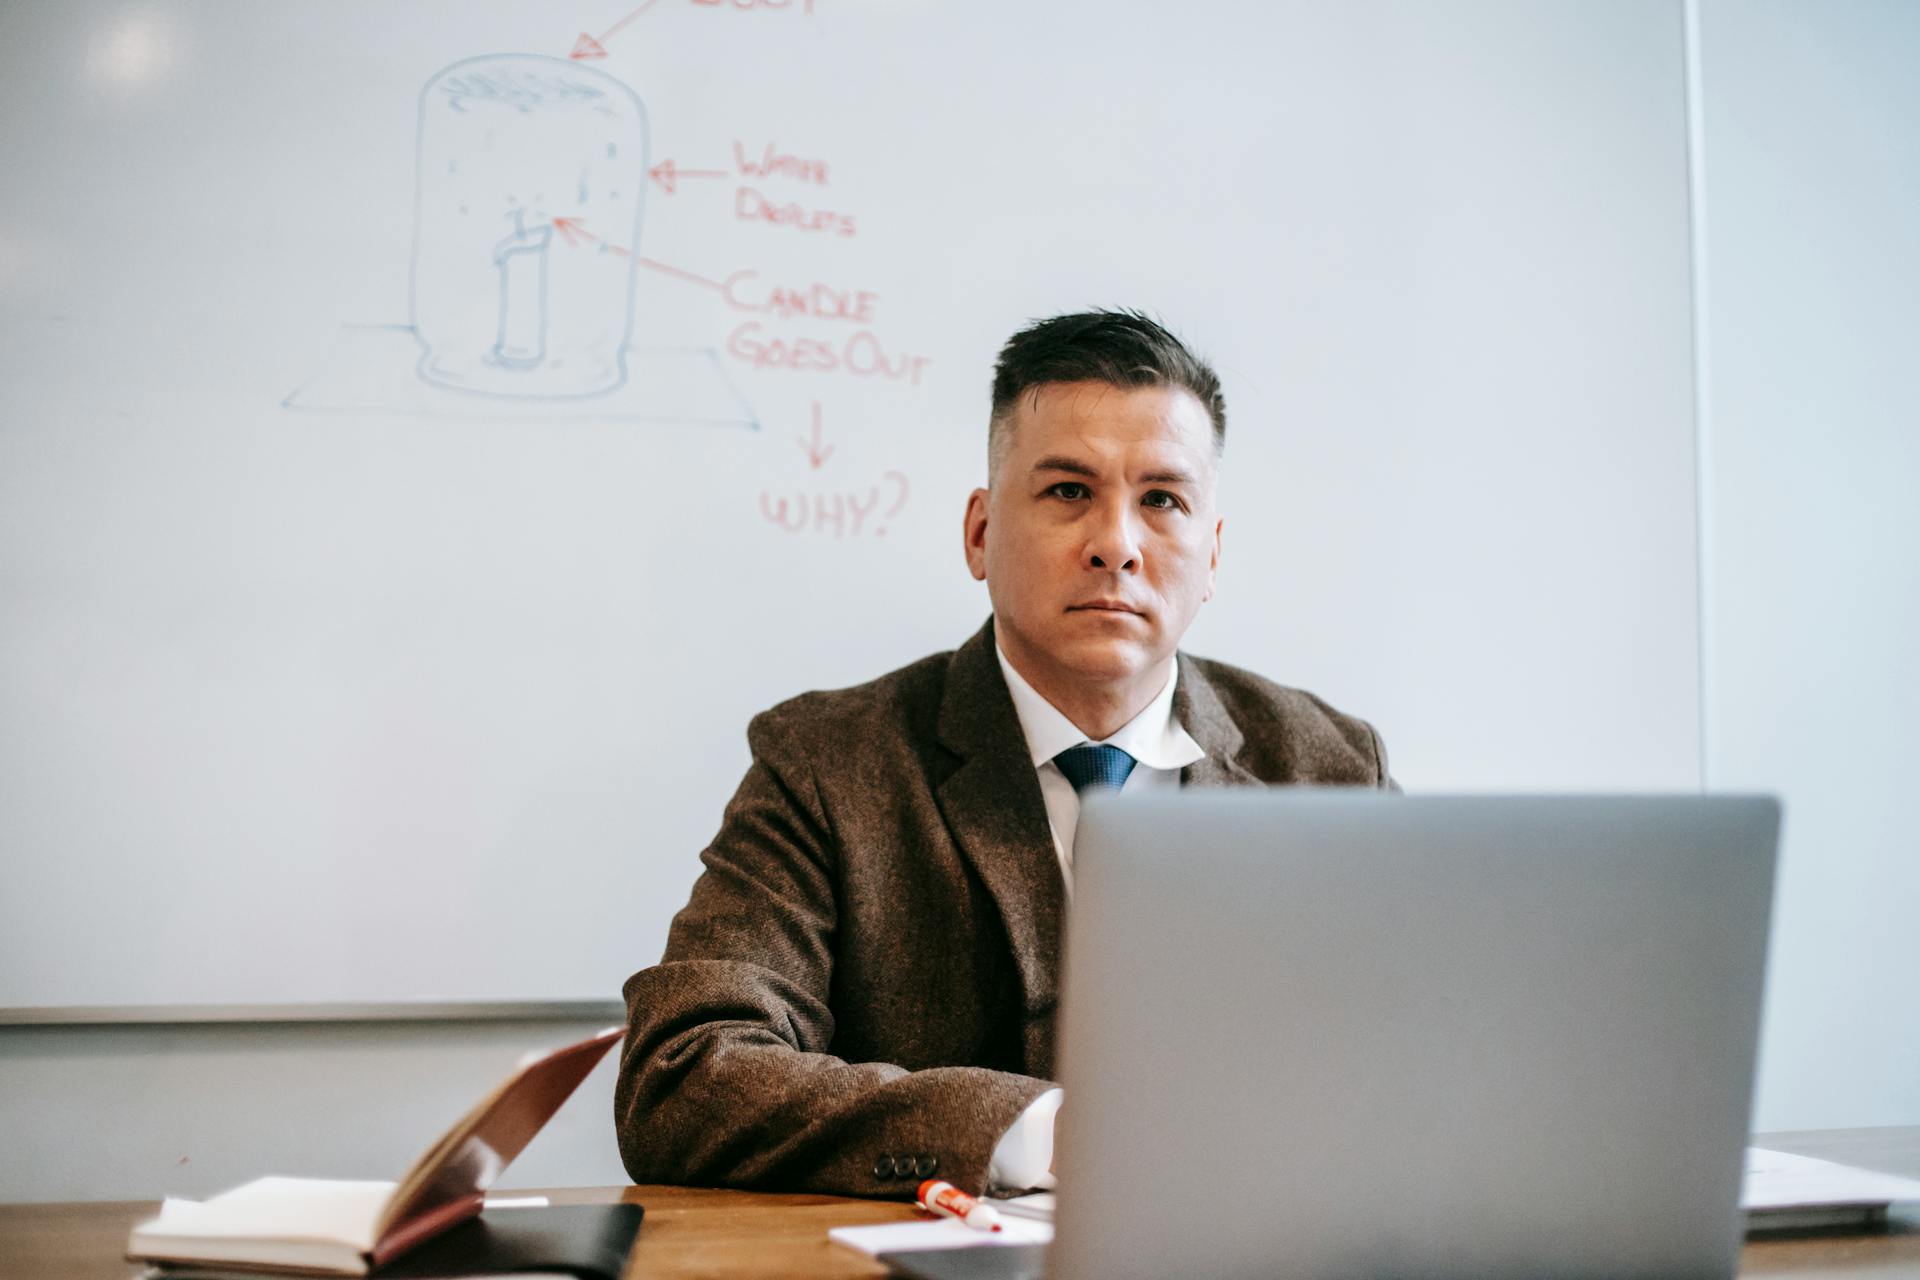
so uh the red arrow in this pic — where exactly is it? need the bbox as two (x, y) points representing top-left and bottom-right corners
(570, 0), (662, 59)
(550, 216), (630, 257)
(798, 402), (834, 470)
(548, 219), (734, 294)
(636, 256), (725, 291)
(649, 159), (730, 195)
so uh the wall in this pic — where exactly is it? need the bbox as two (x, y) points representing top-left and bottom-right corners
(1, 1017), (627, 1204)
(1697, 0), (1920, 1131)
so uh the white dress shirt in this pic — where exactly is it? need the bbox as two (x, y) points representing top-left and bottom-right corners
(994, 646), (1206, 891)
(986, 646), (1206, 1190)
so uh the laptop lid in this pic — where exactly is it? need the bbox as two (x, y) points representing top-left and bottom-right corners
(1052, 793), (1779, 1280)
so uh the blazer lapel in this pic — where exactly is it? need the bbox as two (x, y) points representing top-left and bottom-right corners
(934, 621), (1066, 1046)
(1174, 653), (1264, 789)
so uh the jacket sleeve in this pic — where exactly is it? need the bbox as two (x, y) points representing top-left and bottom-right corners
(1369, 722), (1403, 793)
(614, 711), (1052, 1198)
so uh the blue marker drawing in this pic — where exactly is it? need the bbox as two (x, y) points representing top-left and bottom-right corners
(490, 215), (553, 369)
(284, 52), (758, 430)
(412, 54), (646, 399)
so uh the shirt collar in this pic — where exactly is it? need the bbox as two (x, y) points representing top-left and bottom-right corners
(995, 645), (1207, 772)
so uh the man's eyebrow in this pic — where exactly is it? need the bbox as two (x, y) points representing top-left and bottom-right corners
(1028, 457), (1200, 486)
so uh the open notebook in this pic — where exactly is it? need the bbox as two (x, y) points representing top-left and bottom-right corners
(126, 1025), (623, 1277)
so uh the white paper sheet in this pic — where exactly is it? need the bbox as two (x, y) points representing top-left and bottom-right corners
(994, 1192), (1055, 1222)
(829, 1216), (1053, 1256)
(1743, 1147), (1920, 1210)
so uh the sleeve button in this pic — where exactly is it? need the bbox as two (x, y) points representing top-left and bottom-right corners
(915, 1155), (939, 1178)
(872, 1155), (896, 1179)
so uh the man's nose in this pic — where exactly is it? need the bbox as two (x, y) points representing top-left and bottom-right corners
(1085, 501), (1141, 573)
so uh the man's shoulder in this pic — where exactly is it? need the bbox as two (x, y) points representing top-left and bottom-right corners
(1182, 652), (1366, 731)
(749, 647), (955, 749)
(1181, 652), (1386, 782)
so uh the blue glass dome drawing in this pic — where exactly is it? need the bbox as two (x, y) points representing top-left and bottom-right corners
(410, 55), (648, 398)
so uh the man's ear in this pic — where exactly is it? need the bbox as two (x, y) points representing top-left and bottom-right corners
(1203, 516), (1222, 602)
(962, 488), (990, 582)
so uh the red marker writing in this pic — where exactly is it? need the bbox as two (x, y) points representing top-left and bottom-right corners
(916, 1179), (1003, 1233)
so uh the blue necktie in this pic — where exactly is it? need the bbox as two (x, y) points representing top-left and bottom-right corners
(1053, 743), (1137, 794)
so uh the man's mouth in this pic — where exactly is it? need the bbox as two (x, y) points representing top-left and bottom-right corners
(1067, 600), (1144, 616)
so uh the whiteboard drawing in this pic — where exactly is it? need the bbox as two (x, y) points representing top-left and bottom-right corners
(412, 55), (646, 398)
(285, 53), (756, 429)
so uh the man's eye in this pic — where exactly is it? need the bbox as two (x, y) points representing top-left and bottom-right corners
(1046, 482), (1090, 500)
(1142, 490), (1184, 511)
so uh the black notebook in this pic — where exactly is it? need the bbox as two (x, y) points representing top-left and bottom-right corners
(138, 1203), (644, 1280)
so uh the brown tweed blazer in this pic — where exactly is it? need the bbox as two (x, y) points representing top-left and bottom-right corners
(616, 618), (1393, 1198)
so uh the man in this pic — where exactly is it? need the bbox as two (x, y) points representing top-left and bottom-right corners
(616, 311), (1393, 1198)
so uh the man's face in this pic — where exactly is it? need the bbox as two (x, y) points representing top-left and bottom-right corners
(964, 380), (1222, 696)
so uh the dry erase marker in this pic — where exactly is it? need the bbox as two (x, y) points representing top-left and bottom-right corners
(916, 1179), (1003, 1232)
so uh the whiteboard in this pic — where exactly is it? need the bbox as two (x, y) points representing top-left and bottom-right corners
(0, 0), (1700, 1009)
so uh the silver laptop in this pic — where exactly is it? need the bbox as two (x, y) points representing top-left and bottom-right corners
(1045, 793), (1780, 1280)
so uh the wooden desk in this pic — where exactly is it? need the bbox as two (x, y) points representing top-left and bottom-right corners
(5, 1130), (1916, 1280)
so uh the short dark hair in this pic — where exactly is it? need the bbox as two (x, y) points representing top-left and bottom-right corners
(988, 310), (1226, 477)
